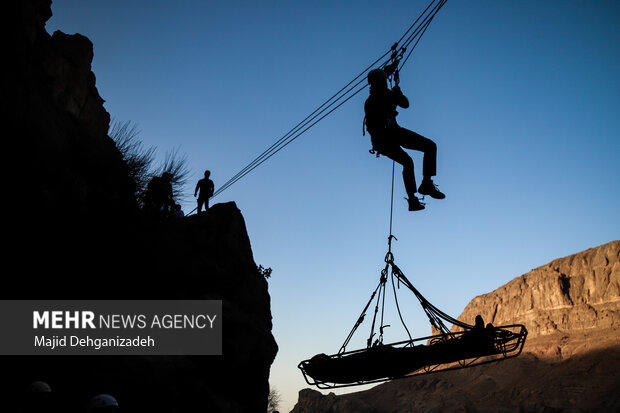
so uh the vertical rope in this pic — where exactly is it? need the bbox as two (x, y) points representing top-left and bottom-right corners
(391, 269), (413, 342)
(388, 161), (395, 253)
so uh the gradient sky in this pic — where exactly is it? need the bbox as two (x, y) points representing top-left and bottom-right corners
(47, 1), (619, 411)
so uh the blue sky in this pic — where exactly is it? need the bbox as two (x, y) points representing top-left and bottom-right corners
(47, 1), (619, 411)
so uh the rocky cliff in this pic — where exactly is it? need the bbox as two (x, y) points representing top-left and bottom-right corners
(456, 240), (619, 359)
(6, 0), (136, 221)
(292, 241), (620, 412)
(3, 1), (277, 412)
(5, 202), (279, 413)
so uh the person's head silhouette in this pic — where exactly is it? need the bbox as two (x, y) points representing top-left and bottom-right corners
(368, 68), (388, 89)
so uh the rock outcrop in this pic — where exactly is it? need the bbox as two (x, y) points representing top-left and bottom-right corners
(3, 1), (277, 412)
(456, 240), (620, 360)
(7, 0), (136, 222)
(292, 241), (620, 412)
(4, 203), (278, 413)
(292, 388), (379, 413)
(458, 241), (619, 337)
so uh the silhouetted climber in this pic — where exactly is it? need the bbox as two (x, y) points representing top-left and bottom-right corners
(144, 172), (174, 216)
(473, 314), (485, 330)
(173, 203), (185, 218)
(364, 68), (445, 211)
(194, 170), (214, 213)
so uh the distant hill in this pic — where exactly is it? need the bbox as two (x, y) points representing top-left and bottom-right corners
(292, 241), (620, 412)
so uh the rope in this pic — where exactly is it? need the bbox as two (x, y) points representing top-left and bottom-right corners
(395, 0), (441, 46)
(210, 0), (448, 200)
(339, 280), (383, 354)
(388, 161), (395, 244)
(367, 275), (385, 348)
(211, 66), (385, 199)
(391, 267), (413, 342)
(212, 80), (371, 198)
(399, 0), (448, 71)
(391, 263), (474, 331)
(379, 271), (389, 343)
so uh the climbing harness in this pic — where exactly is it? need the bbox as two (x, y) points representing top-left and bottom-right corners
(364, 64), (401, 157)
(298, 163), (528, 389)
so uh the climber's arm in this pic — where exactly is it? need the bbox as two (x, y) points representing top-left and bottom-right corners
(392, 86), (410, 109)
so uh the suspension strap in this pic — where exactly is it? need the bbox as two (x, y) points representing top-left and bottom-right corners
(390, 265), (413, 342)
(339, 273), (385, 354)
(388, 161), (396, 249)
(391, 263), (474, 333)
(366, 267), (388, 348)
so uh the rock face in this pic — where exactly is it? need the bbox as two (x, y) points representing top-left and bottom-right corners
(3, 1), (277, 412)
(3, 203), (278, 413)
(292, 388), (379, 413)
(7, 0), (136, 221)
(292, 241), (620, 413)
(457, 240), (620, 340)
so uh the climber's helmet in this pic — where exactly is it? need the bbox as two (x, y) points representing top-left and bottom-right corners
(86, 394), (118, 411)
(368, 69), (388, 87)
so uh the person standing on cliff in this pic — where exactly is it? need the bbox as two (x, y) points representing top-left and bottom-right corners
(144, 172), (175, 216)
(364, 68), (445, 211)
(173, 203), (185, 218)
(194, 170), (214, 213)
